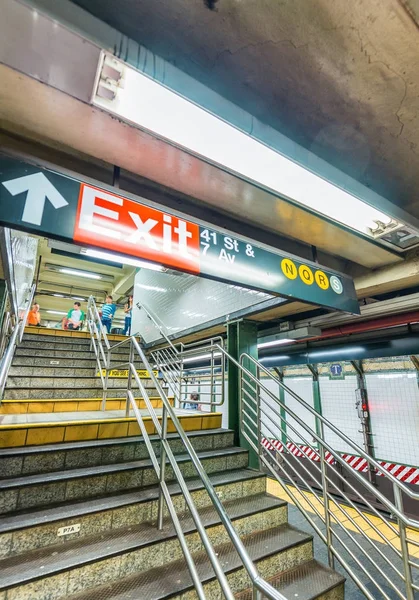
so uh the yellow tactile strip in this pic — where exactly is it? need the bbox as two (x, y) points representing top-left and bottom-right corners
(23, 327), (128, 342)
(267, 479), (419, 558)
(0, 413), (222, 448)
(0, 397), (173, 414)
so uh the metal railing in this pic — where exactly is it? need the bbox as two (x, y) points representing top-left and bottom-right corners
(87, 297), (286, 600)
(0, 283), (35, 400)
(239, 352), (419, 600)
(138, 301), (225, 410)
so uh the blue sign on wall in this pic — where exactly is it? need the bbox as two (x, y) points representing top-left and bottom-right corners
(330, 363), (344, 379)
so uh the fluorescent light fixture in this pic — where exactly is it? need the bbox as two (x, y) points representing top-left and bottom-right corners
(258, 326), (321, 349)
(258, 339), (294, 349)
(183, 352), (222, 364)
(46, 310), (67, 315)
(82, 248), (165, 271)
(93, 54), (400, 237)
(53, 293), (64, 297)
(136, 284), (167, 293)
(59, 268), (101, 280)
(72, 296), (87, 301)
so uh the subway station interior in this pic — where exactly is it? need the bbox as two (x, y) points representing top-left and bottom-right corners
(1, 1), (419, 599)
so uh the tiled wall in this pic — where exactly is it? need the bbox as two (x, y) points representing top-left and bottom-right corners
(319, 376), (364, 454)
(366, 372), (419, 466)
(283, 377), (315, 444)
(278, 358), (419, 467)
(132, 269), (272, 343)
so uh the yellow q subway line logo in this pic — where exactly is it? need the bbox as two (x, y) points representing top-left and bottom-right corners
(281, 259), (343, 294)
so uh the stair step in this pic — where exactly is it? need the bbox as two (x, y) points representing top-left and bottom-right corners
(0, 428), (234, 477)
(3, 386), (160, 400)
(61, 524), (313, 600)
(0, 396), (172, 415)
(235, 559), (345, 600)
(0, 446), (247, 513)
(14, 342), (129, 360)
(0, 468), (266, 557)
(22, 329), (127, 343)
(0, 410), (222, 448)
(5, 376), (158, 389)
(7, 365), (149, 377)
(0, 492), (288, 598)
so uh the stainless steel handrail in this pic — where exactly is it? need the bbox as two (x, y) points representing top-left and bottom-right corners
(136, 300), (177, 351)
(87, 296), (286, 599)
(237, 350), (418, 600)
(0, 283), (36, 400)
(151, 337), (225, 409)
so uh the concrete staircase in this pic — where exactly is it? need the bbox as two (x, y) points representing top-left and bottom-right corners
(0, 330), (345, 599)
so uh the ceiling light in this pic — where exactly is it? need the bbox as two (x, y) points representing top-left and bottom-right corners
(59, 268), (102, 280)
(72, 296), (87, 301)
(136, 284), (167, 293)
(183, 352), (222, 364)
(258, 326), (321, 349)
(257, 339), (294, 349)
(46, 310), (67, 315)
(82, 248), (165, 271)
(53, 293), (64, 297)
(93, 53), (401, 238)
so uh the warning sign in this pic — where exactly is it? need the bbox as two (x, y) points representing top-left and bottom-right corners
(96, 369), (158, 378)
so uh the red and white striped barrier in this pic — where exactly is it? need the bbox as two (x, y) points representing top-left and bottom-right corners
(341, 454), (369, 473)
(262, 438), (334, 464)
(336, 454), (419, 486)
(262, 440), (419, 484)
(378, 462), (419, 485)
(286, 442), (304, 457)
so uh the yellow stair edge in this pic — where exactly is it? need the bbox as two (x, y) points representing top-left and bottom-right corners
(0, 412), (222, 447)
(23, 327), (134, 342)
(0, 397), (174, 414)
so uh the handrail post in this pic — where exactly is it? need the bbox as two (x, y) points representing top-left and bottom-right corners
(157, 403), (168, 530)
(178, 355), (183, 409)
(393, 483), (414, 600)
(318, 418), (334, 569)
(256, 365), (262, 470)
(126, 341), (134, 417)
(101, 347), (110, 411)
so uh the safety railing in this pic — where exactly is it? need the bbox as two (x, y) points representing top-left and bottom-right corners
(87, 297), (286, 599)
(0, 283), (35, 400)
(152, 337), (225, 410)
(137, 301), (225, 410)
(239, 352), (419, 600)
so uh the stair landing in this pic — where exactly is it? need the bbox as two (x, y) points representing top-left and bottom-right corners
(0, 409), (222, 447)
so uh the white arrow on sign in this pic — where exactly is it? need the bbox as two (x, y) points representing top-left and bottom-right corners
(2, 172), (68, 226)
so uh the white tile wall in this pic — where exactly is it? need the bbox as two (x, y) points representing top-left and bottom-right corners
(366, 372), (419, 466)
(180, 378), (228, 428)
(319, 376), (364, 454)
(259, 379), (284, 442)
(283, 378), (315, 445)
(132, 269), (272, 343)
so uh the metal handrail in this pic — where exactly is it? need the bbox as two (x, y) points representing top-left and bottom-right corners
(87, 296), (286, 599)
(0, 283), (36, 400)
(250, 355), (419, 507)
(237, 350), (418, 600)
(151, 337), (225, 409)
(136, 300), (177, 351)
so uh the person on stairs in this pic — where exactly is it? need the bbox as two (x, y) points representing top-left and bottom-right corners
(100, 295), (117, 333)
(26, 303), (41, 327)
(123, 295), (133, 336)
(62, 302), (85, 330)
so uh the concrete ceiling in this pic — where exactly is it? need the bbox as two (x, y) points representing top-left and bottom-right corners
(71, 0), (419, 217)
(32, 236), (134, 326)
